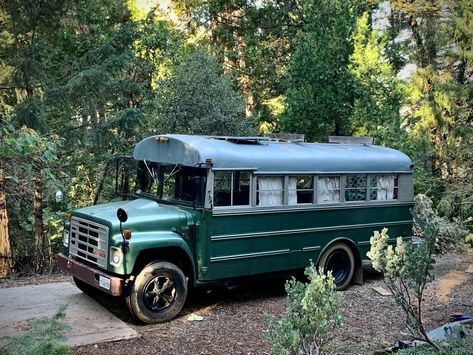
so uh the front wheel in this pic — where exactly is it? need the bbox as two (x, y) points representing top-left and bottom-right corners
(126, 261), (187, 323)
(318, 243), (355, 291)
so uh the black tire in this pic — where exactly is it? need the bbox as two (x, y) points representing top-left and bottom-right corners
(126, 261), (187, 323)
(318, 243), (355, 291)
(73, 276), (99, 296)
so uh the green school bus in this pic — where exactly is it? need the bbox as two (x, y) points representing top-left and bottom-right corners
(57, 134), (414, 323)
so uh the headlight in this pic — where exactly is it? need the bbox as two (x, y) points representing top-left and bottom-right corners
(110, 247), (122, 266)
(63, 230), (69, 247)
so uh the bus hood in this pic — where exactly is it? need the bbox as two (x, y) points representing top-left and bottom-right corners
(72, 198), (191, 233)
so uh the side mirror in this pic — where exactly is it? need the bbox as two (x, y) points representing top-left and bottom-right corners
(117, 208), (128, 223)
(117, 208), (130, 254)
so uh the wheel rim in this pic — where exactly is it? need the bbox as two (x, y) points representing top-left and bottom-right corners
(143, 275), (177, 312)
(324, 250), (351, 286)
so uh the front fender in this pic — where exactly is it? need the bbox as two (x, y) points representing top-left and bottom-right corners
(115, 231), (195, 279)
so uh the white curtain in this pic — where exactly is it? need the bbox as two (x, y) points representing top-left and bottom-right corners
(317, 177), (340, 203)
(258, 177), (283, 206)
(377, 175), (395, 200)
(288, 177), (298, 205)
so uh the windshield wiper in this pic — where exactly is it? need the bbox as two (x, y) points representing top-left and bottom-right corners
(143, 160), (159, 188)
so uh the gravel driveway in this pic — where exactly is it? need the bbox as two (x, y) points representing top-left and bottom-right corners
(2, 249), (472, 354)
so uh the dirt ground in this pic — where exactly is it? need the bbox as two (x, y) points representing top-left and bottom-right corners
(2, 249), (472, 354)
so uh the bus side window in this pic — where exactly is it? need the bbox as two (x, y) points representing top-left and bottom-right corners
(288, 176), (313, 204)
(233, 171), (250, 205)
(214, 171), (232, 206)
(369, 175), (398, 200)
(345, 175), (367, 201)
(317, 176), (340, 203)
(257, 176), (284, 206)
(214, 171), (251, 207)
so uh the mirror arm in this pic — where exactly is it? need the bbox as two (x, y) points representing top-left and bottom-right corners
(172, 227), (189, 240)
(119, 221), (129, 253)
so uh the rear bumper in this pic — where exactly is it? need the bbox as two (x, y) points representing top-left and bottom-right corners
(57, 253), (124, 296)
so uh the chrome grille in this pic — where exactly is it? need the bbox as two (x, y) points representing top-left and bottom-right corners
(69, 217), (109, 268)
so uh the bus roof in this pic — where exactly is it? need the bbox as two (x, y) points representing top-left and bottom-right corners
(133, 134), (413, 173)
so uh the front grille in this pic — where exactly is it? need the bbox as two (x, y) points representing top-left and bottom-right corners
(69, 217), (109, 268)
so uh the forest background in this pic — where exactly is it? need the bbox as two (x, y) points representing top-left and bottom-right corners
(0, 0), (471, 275)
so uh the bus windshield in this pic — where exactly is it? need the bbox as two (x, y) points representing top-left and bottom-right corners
(136, 161), (207, 207)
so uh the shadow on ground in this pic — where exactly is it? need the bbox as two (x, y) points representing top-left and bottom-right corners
(87, 264), (383, 325)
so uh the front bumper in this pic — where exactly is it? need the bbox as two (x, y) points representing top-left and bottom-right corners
(57, 253), (124, 296)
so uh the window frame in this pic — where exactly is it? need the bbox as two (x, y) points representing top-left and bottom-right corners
(316, 175), (342, 204)
(212, 169), (252, 208)
(287, 175), (315, 205)
(211, 171), (404, 211)
(343, 174), (368, 203)
(256, 175), (285, 207)
(368, 174), (399, 201)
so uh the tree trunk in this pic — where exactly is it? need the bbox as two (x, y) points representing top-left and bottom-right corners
(0, 166), (12, 277)
(33, 165), (45, 274)
(93, 161), (111, 205)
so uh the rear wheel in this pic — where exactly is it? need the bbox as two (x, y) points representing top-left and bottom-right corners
(126, 261), (187, 323)
(318, 243), (355, 291)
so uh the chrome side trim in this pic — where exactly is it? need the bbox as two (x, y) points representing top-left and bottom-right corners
(210, 249), (290, 263)
(302, 246), (321, 252)
(211, 220), (413, 241)
(212, 201), (414, 216)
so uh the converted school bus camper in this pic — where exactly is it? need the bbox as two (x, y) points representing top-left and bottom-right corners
(58, 135), (414, 323)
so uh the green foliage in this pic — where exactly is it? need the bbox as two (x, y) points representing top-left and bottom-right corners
(1, 124), (64, 272)
(281, 0), (359, 142)
(264, 264), (343, 355)
(157, 50), (256, 136)
(395, 0), (473, 222)
(396, 338), (473, 355)
(413, 194), (469, 252)
(349, 12), (405, 147)
(0, 306), (70, 355)
(1, 124), (62, 162)
(367, 226), (438, 348)
(465, 233), (473, 247)
(0, 0), (471, 277)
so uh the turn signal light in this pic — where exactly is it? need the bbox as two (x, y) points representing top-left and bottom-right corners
(66, 212), (72, 221)
(123, 230), (132, 240)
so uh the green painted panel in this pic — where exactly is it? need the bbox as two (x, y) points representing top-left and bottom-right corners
(201, 204), (412, 280)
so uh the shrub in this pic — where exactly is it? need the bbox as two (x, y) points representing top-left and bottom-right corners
(0, 306), (70, 355)
(264, 263), (343, 355)
(465, 232), (473, 246)
(413, 194), (468, 251)
(367, 226), (439, 349)
(396, 338), (473, 354)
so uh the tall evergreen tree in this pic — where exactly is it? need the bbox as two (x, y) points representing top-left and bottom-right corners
(157, 50), (255, 136)
(281, 0), (359, 142)
(349, 12), (404, 147)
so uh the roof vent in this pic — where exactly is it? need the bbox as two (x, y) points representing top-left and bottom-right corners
(263, 133), (305, 142)
(329, 136), (373, 145)
(209, 136), (268, 145)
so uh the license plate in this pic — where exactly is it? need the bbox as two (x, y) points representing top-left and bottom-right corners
(99, 275), (110, 290)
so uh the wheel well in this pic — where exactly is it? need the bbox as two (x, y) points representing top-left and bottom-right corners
(132, 247), (194, 284)
(318, 239), (363, 285)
